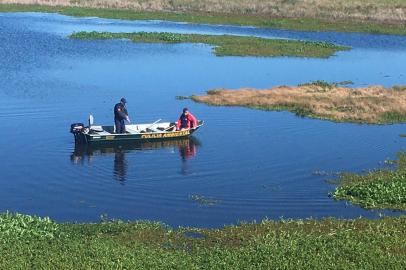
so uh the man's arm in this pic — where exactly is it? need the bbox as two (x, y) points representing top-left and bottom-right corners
(189, 113), (198, 128)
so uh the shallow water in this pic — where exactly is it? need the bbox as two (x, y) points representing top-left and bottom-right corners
(0, 12), (405, 227)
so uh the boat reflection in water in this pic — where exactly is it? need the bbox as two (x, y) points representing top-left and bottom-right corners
(71, 137), (200, 182)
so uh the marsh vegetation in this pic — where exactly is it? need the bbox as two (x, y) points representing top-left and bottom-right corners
(3, 0), (406, 23)
(333, 153), (406, 210)
(1, 4), (406, 268)
(1, 212), (405, 269)
(1, 2), (406, 35)
(191, 82), (406, 124)
(70, 31), (348, 58)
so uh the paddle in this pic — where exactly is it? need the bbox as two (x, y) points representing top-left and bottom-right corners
(164, 125), (176, 131)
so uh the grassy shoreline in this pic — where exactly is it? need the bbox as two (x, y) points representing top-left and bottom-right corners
(1, 212), (405, 269)
(190, 82), (406, 124)
(1, 3), (406, 36)
(333, 153), (406, 210)
(70, 31), (348, 58)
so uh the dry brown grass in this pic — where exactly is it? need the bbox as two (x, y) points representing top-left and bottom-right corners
(191, 84), (406, 124)
(2, 0), (406, 24)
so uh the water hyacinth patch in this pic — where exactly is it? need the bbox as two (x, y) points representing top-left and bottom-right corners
(333, 153), (406, 210)
(0, 212), (60, 241)
(0, 212), (405, 269)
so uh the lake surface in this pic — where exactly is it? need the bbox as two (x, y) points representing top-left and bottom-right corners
(0, 12), (405, 228)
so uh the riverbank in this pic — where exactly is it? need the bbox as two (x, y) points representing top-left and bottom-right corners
(190, 82), (406, 124)
(1, 3), (406, 36)
(70, 31), (348, 58)
(333, 152), (406, 210)
(1, 212), (405, 269)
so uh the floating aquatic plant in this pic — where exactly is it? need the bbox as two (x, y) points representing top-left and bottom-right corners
(333, 152), (406, 210)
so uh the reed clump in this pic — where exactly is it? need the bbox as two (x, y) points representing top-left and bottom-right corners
(191, 82), (406, 124)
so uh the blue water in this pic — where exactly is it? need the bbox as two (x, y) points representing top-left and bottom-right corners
(0, 12), (405, 228)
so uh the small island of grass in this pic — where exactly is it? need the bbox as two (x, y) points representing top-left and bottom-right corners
(333, 152), (406, 210)
(69, 31), (348, 58)
(190, 82), (406, 124)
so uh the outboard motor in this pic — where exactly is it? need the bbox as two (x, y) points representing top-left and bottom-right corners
(70, 123), (84, 134)
(70, 123), (86, 144)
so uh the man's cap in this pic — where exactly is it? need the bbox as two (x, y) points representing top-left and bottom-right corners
(120, 97), (127, 104)
(183, 107), (189, 113)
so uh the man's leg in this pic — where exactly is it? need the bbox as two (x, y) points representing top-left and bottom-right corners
(115, 119), (123, 134)
(121, 119), (126, 133)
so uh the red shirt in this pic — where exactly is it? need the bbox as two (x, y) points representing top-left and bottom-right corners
(176, 113), (198, 129)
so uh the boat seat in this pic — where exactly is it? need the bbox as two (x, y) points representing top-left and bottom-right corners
(90, 126), (104, 132)
(88, 125), (112, 135)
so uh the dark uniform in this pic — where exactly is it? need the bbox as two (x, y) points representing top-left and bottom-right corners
(114, 100), (128, 134)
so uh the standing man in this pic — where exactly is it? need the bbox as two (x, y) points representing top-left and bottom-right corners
(176, 108), (198, 131)
(114, 97), (130, 134)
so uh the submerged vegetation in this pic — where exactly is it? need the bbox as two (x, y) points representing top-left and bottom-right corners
(333, 153), (406, 210)
(0, 212), (405, 269)
(191, 82), (406, 124)
(1, 3), (406, 36)
(189, 194), (221, 206)
(69, 31), (348, 58)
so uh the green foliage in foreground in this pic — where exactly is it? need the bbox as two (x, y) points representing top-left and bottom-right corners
(0, 212), (405, 269)
(1, 4), (406, 36)
(333, 152), (406, 210)
(0, 212), (60, 241)
(70, 31), (348, 58)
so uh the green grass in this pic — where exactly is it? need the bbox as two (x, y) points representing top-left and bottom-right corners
(379, 111), (406, 124)
(1, 4), (406, 36)
(333, 152), (406, 210)
(1, 212), (406, 269)
(69, 31), (349, 58)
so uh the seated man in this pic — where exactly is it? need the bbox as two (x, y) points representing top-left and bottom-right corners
(176, 108), (198, 131)
(114, 97), (130, 134)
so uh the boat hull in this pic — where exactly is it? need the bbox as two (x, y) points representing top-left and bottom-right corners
(71, 121), (203, 145)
